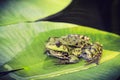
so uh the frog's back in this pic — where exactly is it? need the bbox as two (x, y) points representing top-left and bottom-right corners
(60, 34), (91, 48)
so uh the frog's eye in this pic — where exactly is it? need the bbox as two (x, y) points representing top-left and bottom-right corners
(55, 41), (62, 47)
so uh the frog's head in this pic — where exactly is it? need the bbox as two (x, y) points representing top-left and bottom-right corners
(46, 37), (68, 52)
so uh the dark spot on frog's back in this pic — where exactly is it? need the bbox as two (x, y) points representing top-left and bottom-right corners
(75, 43), (78, 45)
(68, 45), (77, 48)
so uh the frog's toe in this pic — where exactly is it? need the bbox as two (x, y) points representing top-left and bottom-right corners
(55, 59), (70, 65)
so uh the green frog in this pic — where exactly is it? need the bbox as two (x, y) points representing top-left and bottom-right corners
(45, 34), (102, 65)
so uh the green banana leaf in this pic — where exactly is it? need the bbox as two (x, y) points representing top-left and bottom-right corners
(0, 0), (72, 26)
(0, 22), (120, 80)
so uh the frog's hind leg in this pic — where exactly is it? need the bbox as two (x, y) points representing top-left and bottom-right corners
(85, 54), (101, 65)
(85, 60), (98, 65)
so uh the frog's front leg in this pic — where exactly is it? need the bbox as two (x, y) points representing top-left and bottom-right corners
(56, 59), (69, 65)
(56, 55), (79, 64)
(85, 54), (101, 65)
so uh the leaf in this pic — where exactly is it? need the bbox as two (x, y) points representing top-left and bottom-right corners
(0, 22), (120, 80)
(0, 0), (72, 26)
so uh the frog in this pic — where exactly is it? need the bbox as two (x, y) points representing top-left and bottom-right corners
(45, 34), (103, 65)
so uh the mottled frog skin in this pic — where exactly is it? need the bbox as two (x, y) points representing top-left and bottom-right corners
(45, 34), (103, 65)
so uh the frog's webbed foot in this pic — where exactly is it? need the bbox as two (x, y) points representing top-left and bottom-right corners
(55, 59), (70, 65)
